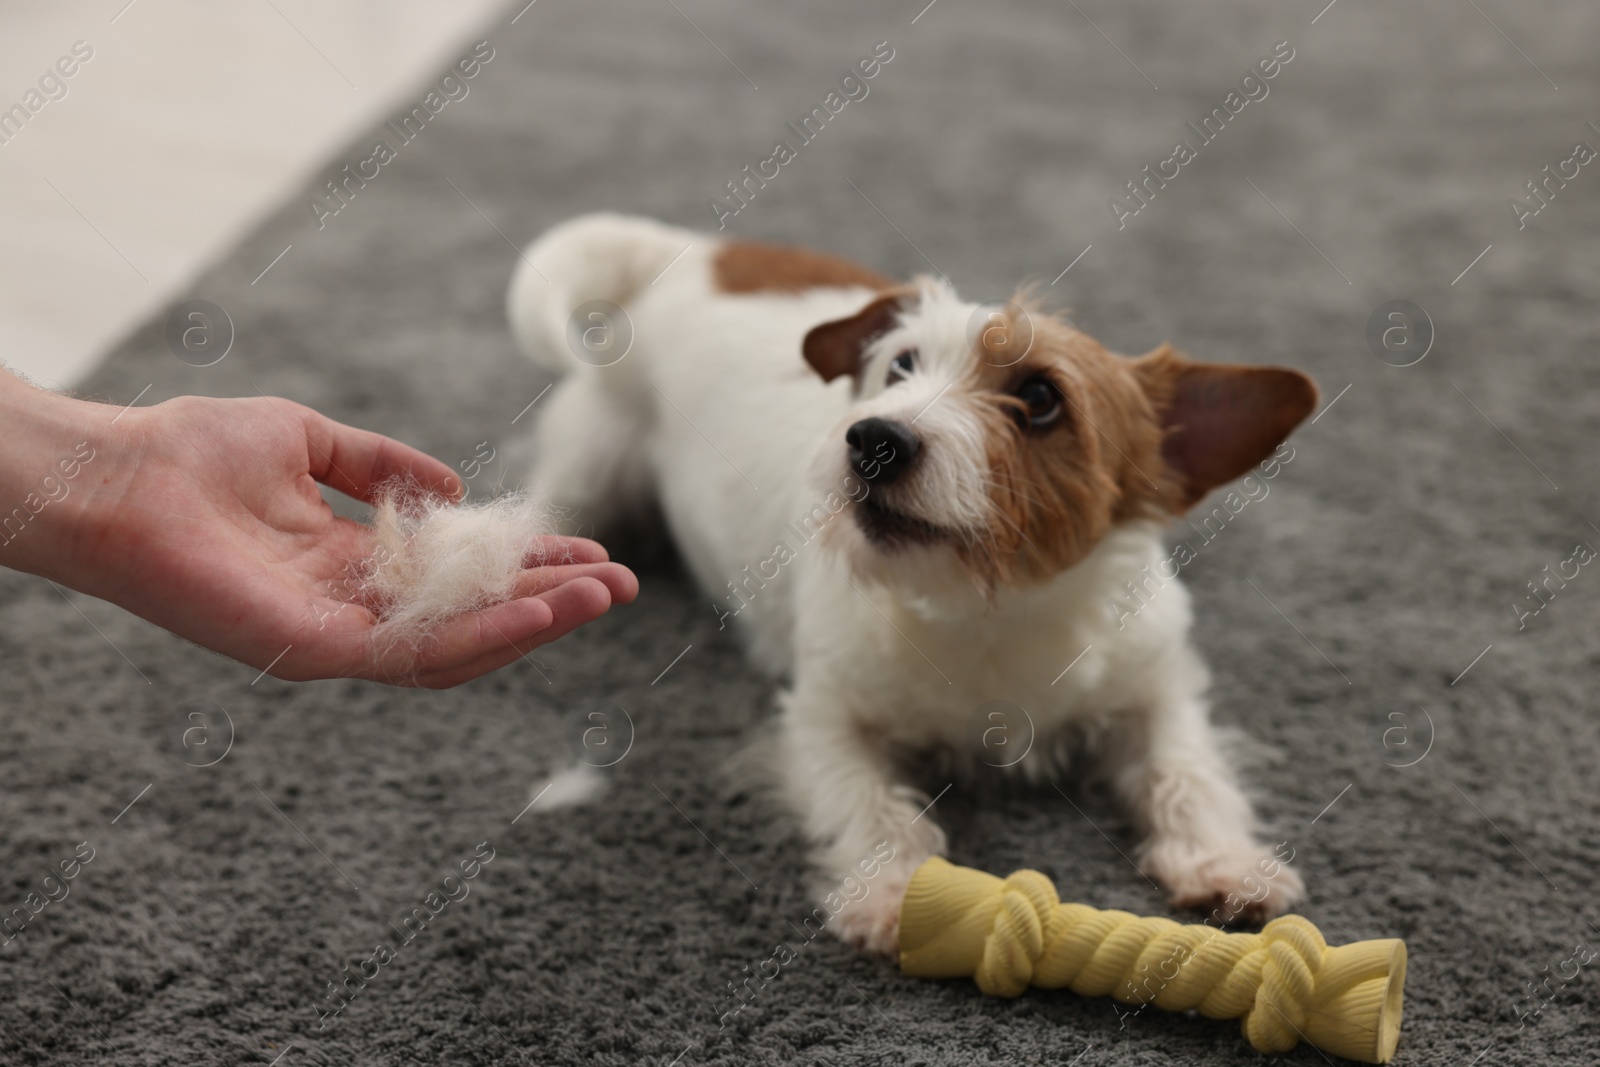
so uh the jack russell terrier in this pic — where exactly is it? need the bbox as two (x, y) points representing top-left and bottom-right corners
(508, 213), (1318, 956)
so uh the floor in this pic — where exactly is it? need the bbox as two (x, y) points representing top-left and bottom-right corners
(0, 0), (504, 388)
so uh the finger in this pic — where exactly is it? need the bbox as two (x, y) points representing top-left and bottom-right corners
(524, 535), (611, 566)
(415, 578), (614, 688)
(412, 577), (615, 688)
(510, 561), (638, 602)
(300, 406), (462, 503)
(375, 595), (555, 681)
(527, 575), (618, 645)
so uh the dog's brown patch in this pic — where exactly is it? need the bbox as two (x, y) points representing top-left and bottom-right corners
(955, 308), (1172, 586)
(714, 239), (893, 295)
(952, 300), (1315, 588)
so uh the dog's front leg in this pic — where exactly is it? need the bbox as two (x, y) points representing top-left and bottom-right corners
(779, 698), (947, 957)
(1104, 690), (1305, 924)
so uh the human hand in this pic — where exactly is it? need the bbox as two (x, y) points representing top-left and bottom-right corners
(1, 377), (636, 687)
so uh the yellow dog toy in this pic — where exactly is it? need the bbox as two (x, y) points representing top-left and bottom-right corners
(898, 858), (1406, 1064)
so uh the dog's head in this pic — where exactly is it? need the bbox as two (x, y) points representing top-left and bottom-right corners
(802, 279), (1317, 591)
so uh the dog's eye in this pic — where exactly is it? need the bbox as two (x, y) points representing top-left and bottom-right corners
(886, 350), (917, 385)
(1013, 376), (1063, 431)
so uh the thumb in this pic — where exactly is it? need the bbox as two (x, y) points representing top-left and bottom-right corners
(301, 407), (463, 504)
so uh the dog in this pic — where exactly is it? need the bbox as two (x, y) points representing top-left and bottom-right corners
(508, 213), (1318, 956)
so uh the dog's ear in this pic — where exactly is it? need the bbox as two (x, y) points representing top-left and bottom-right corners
(1135, 344), (1318, 511)
(802, 292), (908, 383)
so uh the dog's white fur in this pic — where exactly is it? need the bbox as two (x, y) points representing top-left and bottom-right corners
(508, 213), (1305, 955)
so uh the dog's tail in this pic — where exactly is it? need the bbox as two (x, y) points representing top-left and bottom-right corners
(506, 213), (690, 375)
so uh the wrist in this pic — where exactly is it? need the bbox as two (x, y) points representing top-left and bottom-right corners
(0, 370), (136, 586)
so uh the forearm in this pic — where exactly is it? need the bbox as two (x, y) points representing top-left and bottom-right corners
(0, 369), (131, 586)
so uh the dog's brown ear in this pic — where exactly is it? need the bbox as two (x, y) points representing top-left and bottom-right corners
(802, 291), (908, 383)
(1135, 344), (1318, 511)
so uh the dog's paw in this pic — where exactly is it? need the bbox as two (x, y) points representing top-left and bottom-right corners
(829, 872), (911, 959)
(1145, 840), (1304, 926)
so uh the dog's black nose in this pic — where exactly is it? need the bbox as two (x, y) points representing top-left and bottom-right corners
(846, 417), (921, 484)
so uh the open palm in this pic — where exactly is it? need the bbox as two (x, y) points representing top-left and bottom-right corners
(67, 395), (635, 687)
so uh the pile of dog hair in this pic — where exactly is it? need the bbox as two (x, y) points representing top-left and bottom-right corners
(356, 481), (553, 648)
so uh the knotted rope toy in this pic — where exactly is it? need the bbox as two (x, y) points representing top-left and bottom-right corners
(898, 858), (1406, 1064)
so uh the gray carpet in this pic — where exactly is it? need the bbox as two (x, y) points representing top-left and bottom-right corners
(5, 1), (1598, 1063)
